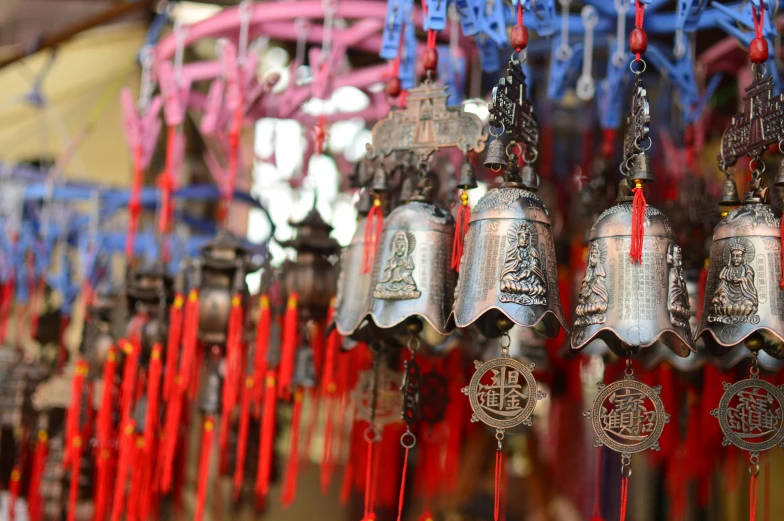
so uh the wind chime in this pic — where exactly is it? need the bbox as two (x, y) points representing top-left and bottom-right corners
(695, 3), (784, 518)
(453, 7), (563, 520)
(571, 2), (695, 519)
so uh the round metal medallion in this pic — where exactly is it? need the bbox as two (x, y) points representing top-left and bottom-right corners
(587, 379), (669, 455)
(711, 378), (784, 454)
(461, 357), (543, 430)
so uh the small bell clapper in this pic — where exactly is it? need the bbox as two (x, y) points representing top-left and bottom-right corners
(556, 0), (573, 61)
(576, 5), (598, 101)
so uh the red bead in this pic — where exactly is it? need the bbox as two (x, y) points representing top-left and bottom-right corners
(510, 25), (528, 51)
(423, 48), (438, 71)
(629, 28), (648, 55)
(387, 77), (402, 98)
(750, 38), (769, 64)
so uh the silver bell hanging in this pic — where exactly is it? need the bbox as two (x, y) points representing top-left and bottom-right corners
(483, 133), (507, 172)
(365, 177), (456, 347)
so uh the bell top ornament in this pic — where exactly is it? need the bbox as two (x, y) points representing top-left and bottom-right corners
(571, 199), (696, 357)
(365, 177), (456, 346)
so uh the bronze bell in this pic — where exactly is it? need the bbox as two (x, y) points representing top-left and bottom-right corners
(370, 163), (390, 193)
(457, 159), (478, 190)
(696, 198), (784, 360)
(196, 230), (257, 345)
(365, 182), (456, 347)
(521, 164), (539, 191)
(483, 136), (507, 172)
(628, 151), (655, 184)
(718, 176), (742, 210)
(453, 182), (567, 338)
(571, 202), (696, 357)
(335, 190), (374, 339)
(279, 203), (341, 321)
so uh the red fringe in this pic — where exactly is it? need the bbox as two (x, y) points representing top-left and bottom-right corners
(195, 417), (215, 521)
(255, 371), (277, 499)
(233, 377), (254, 500)
(362, 203), (384, 274)
(111, 423), (136, 521)
(9, 466), (20, 521)
(281, 388), (304, 508)
(254, 294), (272, 410)
(278, 293), (299, 400)
(28, 432), (48, 521)
(179, 289), (200, 390)
(630, 185), (646, 263)
(163, 292), (184, 401)
(451, 196), (470, 271)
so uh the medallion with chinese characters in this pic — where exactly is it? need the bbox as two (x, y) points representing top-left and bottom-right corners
(462, 358), (544, 430)
(711, 377), (784, 454)
(586, 379), (669, 455)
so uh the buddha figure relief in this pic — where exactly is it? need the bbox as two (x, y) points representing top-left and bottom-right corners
(374, 231), (421, 300)
(710, 239), (758, 320)
(499, 222), (547, 306)
(667, 244), (691, 329)
(575, 241), (608, 326)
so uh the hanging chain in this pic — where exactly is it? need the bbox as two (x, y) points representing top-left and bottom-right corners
(624, 357), (634, 380)
(500, 331), (511, 358)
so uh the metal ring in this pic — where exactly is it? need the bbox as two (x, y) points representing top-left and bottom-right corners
(506, 142), (523, 157)
(491, 164), (503, 172)
(407, 335), (421, 354)
(636, 136), (652, 152)
(621, 464), (633, 478)
(749, 463), (760, 477)
(629, 59), (647, 75)
(752, 62), (768, 79)
(511, 49), (528, 64)
(490, 123), (505, 137)
(363, 426), (381, 443)
(400, 430), (416, 449)
(495, 429), (505, 441)
(524, 147), (539, 164)
(779, 139), (784, 154)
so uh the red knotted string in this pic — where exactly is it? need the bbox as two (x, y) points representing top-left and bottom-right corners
(254, 294), (272, 410)
(28, 432), (48, 521)
(753, 1), (765, 40)
(396, 443), (412, 521)
(451, 192), (471, 271)
(278, 293), (299, 400)
(630, 183), (646, 263)
(619, 476), (629, 521)
(8, 466), (20, 521)
(362, 200), (384, 274)
(110, 422), (136, 521)
(634, 0), (645, 61)
(255, 371), (277, 500)
(163, 292), (184, 401)
(195, 417), (215, 521)
(233, 377), (254, 500)
(493, 449), (504, 521)
(281, 388), (305, 508)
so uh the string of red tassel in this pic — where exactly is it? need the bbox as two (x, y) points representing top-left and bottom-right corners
(278, 292), (299, 400)
(362, 197), (384, 274)
(163, 292), (184, 400)
(629, 182), (646, 264)
(254, 294), (272, 410)
(451, 191), (470, 271)
(281, 388), (305, 508)
(28, 431), (48, 521)
(255, 371), (277, 501)
(194, 417), (215, 521)
(619, 475), (629, 521)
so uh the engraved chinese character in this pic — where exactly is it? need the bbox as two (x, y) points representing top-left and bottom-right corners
(727, 388), (783, 439)
(477, 367), (529, 418)
(600, 388), (656, 441)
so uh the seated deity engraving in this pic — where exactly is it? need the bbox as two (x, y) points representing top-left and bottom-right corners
(575, 241), (608, 326)
(499, 222), (547, 306)
(709, 239), (758, 322)
(667, 244), (691, 329)
(373, 231), (421, 300)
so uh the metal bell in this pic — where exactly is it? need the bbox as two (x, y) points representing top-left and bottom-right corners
(775, 158), (784, 187)
(457, 160), (478, 190)
(335, 194), (374, 339)
(370, 164), (390, 193)
(483, 136), (507, 172)
(365, 199), (457, 347)
(453, 186), (567, 338)
(629, 151), (655, 184)
(521, 164), (539, 192)
(571, 202), (696, 357)
(718, 176), (742, 209)
(696, 200), (784, 360)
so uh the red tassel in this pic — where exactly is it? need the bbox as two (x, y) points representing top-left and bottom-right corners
(395, 442), (412, 521)
(619, 475), (630, 521)
(8, 466), (20, 521)
(493, 449), (504, 521)
(255, 372), (277, 500)
(254, 294), (272, 410)
(219, 293), (245, 458)
(65, 360), (89, 467)
(94, 447), (114, 521)
(233, 377), (254, 500)
(163, 292), (184, 401)
(110, 422), (136, 521)
(127, 437), (145, 521)
(278, 293), (299, 400)
(97, 347), (117, 446)
(28, 432), (48, 521)
(451, 191), (470, 271)
(144, 344), (163, 450)
(158, 380), (183, 493)
(179, 289), (200, 390)
(120, 339), (140, 427)
(362, 199), (384, 274)
(195, 417), (215, 521)
(630, 183), (646, 263)
(281, 388), (304, 508)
